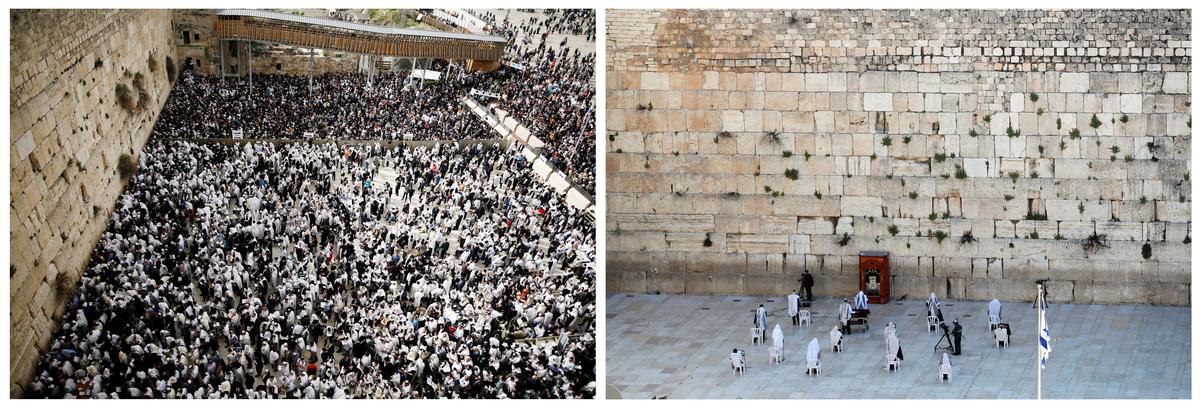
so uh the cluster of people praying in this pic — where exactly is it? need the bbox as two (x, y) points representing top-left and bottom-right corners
(27, 141), (596, 398)
(736, 290), (1012, 377)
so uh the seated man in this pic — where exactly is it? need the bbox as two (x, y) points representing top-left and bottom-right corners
(829, 326), (843, 352)
(987, 298), (1003, 330)
(927, 292), (944, 324)
(940, 353), (953, 380)
(730, 348), (745, 370)
(806, 338), (821, 375)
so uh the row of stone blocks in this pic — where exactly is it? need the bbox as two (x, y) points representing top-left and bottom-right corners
(605, 252), (1190, 306)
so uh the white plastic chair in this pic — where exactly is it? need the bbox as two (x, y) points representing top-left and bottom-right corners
(995, 328), (1009, 348)
(830, 331), (843, 354)
(940, 362), (952, 382)
(768, 347), (782, 365)
(798, 310), (812, 326)
(732, 355), (746, 375)
(807, 359), (821, 376)
(885, 353), (900, 371)
(751, 327), (764, 344)
(927, 315), (941, 331)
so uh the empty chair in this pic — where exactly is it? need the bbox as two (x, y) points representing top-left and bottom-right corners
(751, 327), (764, 344)
(830, 326), (844, 353)
(798, 310), (812, 326)
(885, 353), (901, 371)
(806, 338), (822, 376)
(940, 353), (952, 382)
(995, 327), (1009, 348)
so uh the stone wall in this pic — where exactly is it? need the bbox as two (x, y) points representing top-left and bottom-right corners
(9, 9), (177, 396)
(606, 9), (1191, 305)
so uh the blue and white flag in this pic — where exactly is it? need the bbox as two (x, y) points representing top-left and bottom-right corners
(1039, 301), (1051, 369)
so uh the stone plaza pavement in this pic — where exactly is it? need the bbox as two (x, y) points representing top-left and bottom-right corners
(606, 292), (1190, 399)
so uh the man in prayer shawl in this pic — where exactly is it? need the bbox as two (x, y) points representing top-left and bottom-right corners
(771, 324), (785, 361)
(853, 290), (870, 319)
(829, 326), (842, 352)
(754, 304), (768, 341)
(927, 292), (943, 323)
(987, 298), (1002, 329)
(837, 298), (854, 334)
(729, 349), (744, 371)
(805, 338), (821, 375)
(940, 353), (952, 381)
(787, 290), (801, 326)
(885, 329), (903, 361)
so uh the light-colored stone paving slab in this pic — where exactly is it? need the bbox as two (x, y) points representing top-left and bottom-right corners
(606, 293), (1190, 399)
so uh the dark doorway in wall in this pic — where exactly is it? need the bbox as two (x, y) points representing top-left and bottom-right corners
(276, 63), (282, 71)
(182, 30), (191, 45)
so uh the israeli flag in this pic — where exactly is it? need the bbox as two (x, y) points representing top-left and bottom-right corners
(1039, 302), (1051, 369)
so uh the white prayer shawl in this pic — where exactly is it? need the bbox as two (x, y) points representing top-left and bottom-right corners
(854, 291), (869, 310)
(755, 306), (768, 334)
(988, 299), (1002, 324)
(928, 292), (939, 317)
(787, 293), (800, 317)
(941, 352), (951, 367)
(772, 324), (784, 352)
(806, 338), (821, 366)
(829, 327), (842, 347)
(838, 302), (853, 325)
(886, 332), (901, 356)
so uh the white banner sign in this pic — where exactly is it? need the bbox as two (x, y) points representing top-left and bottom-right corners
(504, 61), (526, 71)
(232, 129), (244, 139)
(409, 69), (442, 81)
(303, 132), (315, 139)
(470, 89), (502, 100)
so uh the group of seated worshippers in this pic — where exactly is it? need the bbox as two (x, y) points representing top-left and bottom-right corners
(27, 140), (596, 399)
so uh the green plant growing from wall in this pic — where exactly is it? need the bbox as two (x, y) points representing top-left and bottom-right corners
(785, 169), (799, 180)
(888, 225), (899, 236)
(1090, 114), (1102, 129)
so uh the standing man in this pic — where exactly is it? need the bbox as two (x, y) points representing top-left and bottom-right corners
(951, 320), (963, 355)
(838, 298), (854, 334)
(755, 304), (768, 342)
(801, 270), (815, 302)
(787, 290), (801, 325)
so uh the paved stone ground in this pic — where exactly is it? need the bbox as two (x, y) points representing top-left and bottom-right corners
(606, 292), (1191, 399)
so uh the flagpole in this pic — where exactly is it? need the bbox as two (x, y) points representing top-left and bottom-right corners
(1037, 283), (1042, 400)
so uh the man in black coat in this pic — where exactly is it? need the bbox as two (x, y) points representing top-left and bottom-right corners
(801, 270), (815, 301)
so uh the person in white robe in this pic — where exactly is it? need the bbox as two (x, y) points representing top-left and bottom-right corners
(940, 353), (952, 380)
(885, 330), (904, 361)
(755, 304), (768, 341)
(829, 326), (842, 352)
(771, 324), (785, 361)
(787, 290), (801, 326)
(987, 298), (1002, 328)
(806, 338), (821, 375)
(927, 292), (943, 323)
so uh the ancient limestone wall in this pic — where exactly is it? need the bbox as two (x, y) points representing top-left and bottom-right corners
(9, 9), (177, 396)
(606, 9), (1192, 305)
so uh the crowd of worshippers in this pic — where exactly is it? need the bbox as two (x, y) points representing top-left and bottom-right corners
(735, 290), (1012, 377)
(471, 9), (595, 41)
(27, 140), (597, 398)
(151, 67), (492, 142)
(456, 10), (598, 195)
(152, 14), (597, 196)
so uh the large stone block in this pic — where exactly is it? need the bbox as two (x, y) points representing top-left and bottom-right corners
(863, 93), (894, 111)
(1060, 72), (1090, 92)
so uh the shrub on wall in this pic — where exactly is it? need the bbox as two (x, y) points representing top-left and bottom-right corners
(118, 153), (139, 179)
